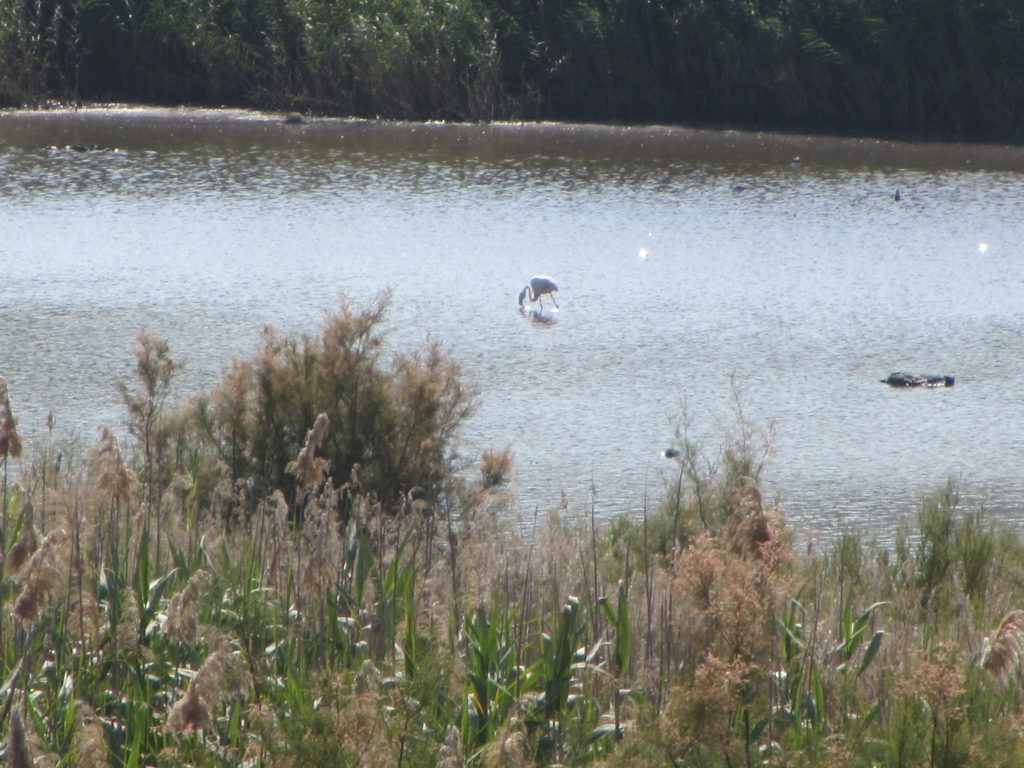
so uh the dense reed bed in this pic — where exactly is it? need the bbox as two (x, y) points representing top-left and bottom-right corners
(3, 295), (1024, 766)
(2, 0), (1023, 141)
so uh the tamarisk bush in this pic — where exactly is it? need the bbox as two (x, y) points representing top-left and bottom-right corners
(181, 291), (478, 517)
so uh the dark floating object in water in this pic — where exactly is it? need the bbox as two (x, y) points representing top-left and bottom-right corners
(284, 113), (304, 124)
(882, 372), (955, 388)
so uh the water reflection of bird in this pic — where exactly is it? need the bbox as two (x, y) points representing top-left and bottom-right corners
(518, 275), (559, 311)
(524, 310), (558, 326)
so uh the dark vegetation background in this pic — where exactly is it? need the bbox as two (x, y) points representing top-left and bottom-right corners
(1, 0), (1022, 142)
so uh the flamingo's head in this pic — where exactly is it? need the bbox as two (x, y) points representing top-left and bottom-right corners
(518, 286), (529, 306)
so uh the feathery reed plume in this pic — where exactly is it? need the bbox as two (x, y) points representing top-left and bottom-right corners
(93, 426), (133, 501)
(162, 569), (212, 644)
(354, 659), (382, 694)
(265, 489), (290, 587)
(437, 725), (464, 768)
(406, 485), (432, 518)
(8, 503), (38, 572)
(982, 609), (1024, 682)
(299, 485), (342, 599)
(75, 702), (108, 768)
(167, 685), (214, 734)
(0, 377), (23, 459)
(13, 529), (69, 623)
(270, 488), (289, 523)
(196, 642), (252, 699)
(479, 721), (530, 768)
(112, 590), (142, 651)
(168, 641), (251, 734)
(211, 475), (248, 527)
(286, 412), (330, 487)
(8, 704), (31, 768)
(67, 568), (103, 645)
(156, 470), (191, 514)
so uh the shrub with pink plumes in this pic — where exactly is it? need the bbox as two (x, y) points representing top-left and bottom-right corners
(663, 653), (761, 762)
(671, 531), (791, 667)
(893, 644), (967, 721)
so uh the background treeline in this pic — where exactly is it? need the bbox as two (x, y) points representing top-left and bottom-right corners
(1, 0), (1023, 142)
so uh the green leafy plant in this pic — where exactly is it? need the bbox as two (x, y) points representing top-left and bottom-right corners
(461, 600), (533, 757)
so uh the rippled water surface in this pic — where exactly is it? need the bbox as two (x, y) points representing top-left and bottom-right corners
(3, 107), (1024, 543)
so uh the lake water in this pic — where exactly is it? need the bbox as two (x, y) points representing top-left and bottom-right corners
(3, 107), (1024, 545)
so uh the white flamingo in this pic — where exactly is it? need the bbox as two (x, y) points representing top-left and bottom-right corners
(518, 275), (559, 311)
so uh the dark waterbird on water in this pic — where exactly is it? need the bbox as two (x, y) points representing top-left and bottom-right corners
(518, 275), (559, 311)
(882, 372), (955, 388)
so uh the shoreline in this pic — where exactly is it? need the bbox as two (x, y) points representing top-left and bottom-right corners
(4, 103), (1024, 172)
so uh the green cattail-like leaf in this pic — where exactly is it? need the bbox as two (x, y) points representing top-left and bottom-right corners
(858, 630), (885, 677)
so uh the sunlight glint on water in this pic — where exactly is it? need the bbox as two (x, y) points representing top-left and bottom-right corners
(2, 109), (1024, 544)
